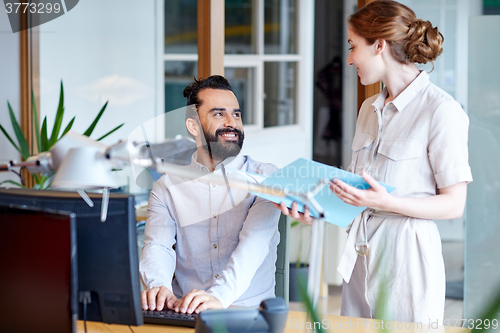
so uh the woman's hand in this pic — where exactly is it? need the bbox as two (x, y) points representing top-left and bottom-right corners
(272, 201), (314, 225)
(329, 171), (390, 209)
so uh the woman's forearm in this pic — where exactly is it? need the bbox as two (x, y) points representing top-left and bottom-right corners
(380, 182), (467, 220)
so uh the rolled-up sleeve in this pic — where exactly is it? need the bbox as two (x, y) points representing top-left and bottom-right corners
(139, 177), (177, 292)
(428, 100), (473, 188)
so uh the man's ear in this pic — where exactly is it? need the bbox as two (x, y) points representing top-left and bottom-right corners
(186, 118), (200, 137)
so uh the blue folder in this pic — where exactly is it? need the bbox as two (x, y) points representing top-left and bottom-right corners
(251, 158), (396, 228)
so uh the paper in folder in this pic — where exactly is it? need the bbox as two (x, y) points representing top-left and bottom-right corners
(251, 158), (396, 228)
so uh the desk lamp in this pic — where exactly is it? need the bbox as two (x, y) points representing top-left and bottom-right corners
(0, 131), (120, 221)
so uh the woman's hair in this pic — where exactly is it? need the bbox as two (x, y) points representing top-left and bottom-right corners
(348, 0), (443, 66)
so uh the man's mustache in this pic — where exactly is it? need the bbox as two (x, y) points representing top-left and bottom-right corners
(215, 127), (244, 138)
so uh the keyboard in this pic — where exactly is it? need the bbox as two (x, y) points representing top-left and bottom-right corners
(143, 309), (198, 327)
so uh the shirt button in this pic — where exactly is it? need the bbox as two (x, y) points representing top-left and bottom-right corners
(212, 214), (217, 219)
(211, 183), (216, 187)
(215, 274), (219, 278)
(213, 244), (217, 249)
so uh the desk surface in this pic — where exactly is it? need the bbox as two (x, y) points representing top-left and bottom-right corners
(77, 311), (470, 333)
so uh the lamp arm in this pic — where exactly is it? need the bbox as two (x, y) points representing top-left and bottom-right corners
(0, 161), (30, 186)
(132, 158), (287, 198)
(0, 161), (15, 172)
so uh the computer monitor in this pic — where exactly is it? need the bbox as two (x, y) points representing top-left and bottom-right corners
(0, 188), (143, 326)
(0, 204), (77, 333)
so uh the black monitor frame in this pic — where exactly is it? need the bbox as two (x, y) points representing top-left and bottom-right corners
(0, 204), (78, 333)
(0, 188), (143, 326)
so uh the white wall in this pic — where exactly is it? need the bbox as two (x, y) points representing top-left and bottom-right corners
(38, 0), (164, 192)
(0, 9), (21, 187)
(39, 0), (161, 143)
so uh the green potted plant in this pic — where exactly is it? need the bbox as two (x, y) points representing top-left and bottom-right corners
(289, 220), (311, 302)
(0, 81), (124, 189)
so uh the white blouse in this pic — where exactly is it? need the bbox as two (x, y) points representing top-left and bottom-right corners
(337, 71), (473, 322)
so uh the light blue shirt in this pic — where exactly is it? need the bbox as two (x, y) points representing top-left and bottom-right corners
(139, 152), (280, 308)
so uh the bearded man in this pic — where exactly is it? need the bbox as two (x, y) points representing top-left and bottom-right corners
(139, 75), (280, 315)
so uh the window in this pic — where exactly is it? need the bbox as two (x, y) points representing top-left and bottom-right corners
(163, 0), (314, 166)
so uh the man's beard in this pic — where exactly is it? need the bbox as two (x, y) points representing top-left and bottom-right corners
(202, 127), (245, 162)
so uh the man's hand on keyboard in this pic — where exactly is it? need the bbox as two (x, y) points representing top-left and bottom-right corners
(141, 286), (178, 311)
(173, 289), (223, 314)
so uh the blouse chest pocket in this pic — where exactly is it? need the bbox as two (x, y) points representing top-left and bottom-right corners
(378, 139), (423, 161)
(376, 139), (424, 186)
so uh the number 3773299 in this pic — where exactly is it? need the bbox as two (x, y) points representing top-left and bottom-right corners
(444, 319), (498, 330)
(5, 2), (61, 14)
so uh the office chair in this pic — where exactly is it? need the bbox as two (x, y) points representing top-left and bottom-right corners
(274, 213), (290, 305)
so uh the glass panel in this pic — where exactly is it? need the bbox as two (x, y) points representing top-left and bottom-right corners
(225, 0), (256, 54)
(164, 0), (197, 54)
(263, 62), (296, 127)
(225, 67), (255, 125)
(0, 14), (21, 186)
(264, 0), (297, 54)
(442, 9), (457, 95)
(465, 15), (500, 320)
(164, 61), (197, 138)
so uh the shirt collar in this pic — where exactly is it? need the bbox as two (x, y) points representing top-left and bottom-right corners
(188, 150), (245, 173)
(372, 71), (430, 113)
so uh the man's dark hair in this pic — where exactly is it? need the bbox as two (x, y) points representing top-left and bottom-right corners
(183, 75), (233, 119)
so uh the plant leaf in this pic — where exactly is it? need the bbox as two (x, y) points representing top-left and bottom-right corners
(472, 288), (500, 333)
(298, 277), (324, 333)
(7, 102), (30, 160)
(97, 123), (124, 141)
(32, 89), (41, 153)
(48, 81), (65, 148)
(84, 101), (108, 137)
(0, 124), (20, 153)
(0, 180), (25, 188)
(61, 116), (76, 137)
(40, 116), (49, 152)
(40, 174), (54, 189)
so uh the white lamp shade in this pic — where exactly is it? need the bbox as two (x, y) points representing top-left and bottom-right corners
(51, 131), (106, 170)
(51, 146), (117, 190)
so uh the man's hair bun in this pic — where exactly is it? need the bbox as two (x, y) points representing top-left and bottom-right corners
(183, 85), (193, 99)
